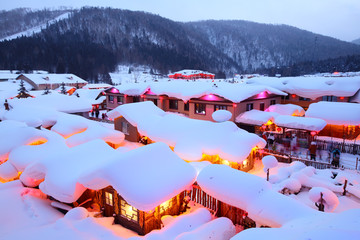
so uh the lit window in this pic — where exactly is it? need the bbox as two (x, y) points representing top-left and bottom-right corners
(122, 122), (129, 135)
(246, 103), (253, 111)
(195, 103), (206, 115)
(108, 95), (114, 103)
(120, 199), (138, 222)
(105, 192), (113, 206)
(214, 105), (227, 111)
(159, 199), (173, 214)
(169, 99), (178, 110)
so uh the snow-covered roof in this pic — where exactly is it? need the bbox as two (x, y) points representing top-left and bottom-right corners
(73, 89), (105, 105)
(113, 81), (287, 103)
(82, 83), (112, 89)
(197, 164), (320, 227)
(108, 101), (266, 163)
(265, 104), (305, 116)
(18, 73), (87, 85)
(274, 115), (327, 131)
(6, 93), (92, 114)
(235, 110), (279, 125)
(170, 69), (214, 76)
(245, 76), (360, 99)
(23, 141), (196, 211)
(305, 101), (360, 126)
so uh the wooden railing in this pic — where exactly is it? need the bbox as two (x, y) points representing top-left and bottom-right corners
(185, 184), (218, 214)
(316, 140), (360, 155)
(261, 149), (333, 169)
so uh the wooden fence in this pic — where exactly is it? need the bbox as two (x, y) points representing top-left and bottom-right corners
(316, 140), (360, 155)
(261, 149), (333, 169)
(185, 184), (218, 213)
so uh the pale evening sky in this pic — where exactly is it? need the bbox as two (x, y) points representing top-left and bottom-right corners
(1, 0), (360, 42)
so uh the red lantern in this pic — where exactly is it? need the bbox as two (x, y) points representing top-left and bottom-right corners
(276, 127), (282, 132)
(310, 131), (317, 136)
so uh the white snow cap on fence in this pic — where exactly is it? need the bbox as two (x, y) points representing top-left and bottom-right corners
(265, 104), (305, 116)
(262, 155), (278, 171)
(308, 187), (339, 212)
(212, 110), (232, 122)
(305, 101), (360, 126)
(108, 101), (265, 163)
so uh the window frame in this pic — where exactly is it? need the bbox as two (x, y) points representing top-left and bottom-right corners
(108, 95), (114, 103)
(214, 105), (227, 111)
(105, 192), (113, 206)
(169, 99), (178, 110)
(246, 103), (254, 111)
(194, 103), (206, 115)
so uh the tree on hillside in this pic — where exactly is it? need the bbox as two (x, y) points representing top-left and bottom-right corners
(60, 82), (67, 94)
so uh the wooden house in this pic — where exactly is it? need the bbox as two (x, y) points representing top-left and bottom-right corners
(168, 70), (215, 80)
(16, 73), (87, 90)
(107, 101), (266, 172)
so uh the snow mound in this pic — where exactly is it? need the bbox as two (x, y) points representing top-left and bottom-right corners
(265, 104), (305, 116)
(308, 187), (339, 212)
(262, 155), (278, 171)
(175, 217), (236, 240)
(212, 110), (232, 122)
(64, 207), (89, 220)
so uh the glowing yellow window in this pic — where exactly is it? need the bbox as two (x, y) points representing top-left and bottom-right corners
(120, 200), (138, 222)
(159, 199), (173, 214)
(105, 192), (113, 206)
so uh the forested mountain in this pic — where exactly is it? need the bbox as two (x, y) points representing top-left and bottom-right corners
(353, 38), (360, 45)
(0, 7), (359, 81)
(0, 8), (69, 39)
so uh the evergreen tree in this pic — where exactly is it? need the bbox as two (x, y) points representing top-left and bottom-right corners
(17, 79), (29, 98)
(60, 82), (67, 94)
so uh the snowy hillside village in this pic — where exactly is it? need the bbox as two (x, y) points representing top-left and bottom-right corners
(1, 68), (360, 240)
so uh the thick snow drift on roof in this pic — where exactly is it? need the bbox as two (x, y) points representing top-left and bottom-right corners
(73, 89), (105, 105)
(20, 73), (87, 85)
(108, 101), (266, 163)
(197, 164), (320, 227)
(7, 93), (92, 113)
(265, 104), (305, 116)
(245, 76), (360, 99)
(80, 142), (197, 211)
(235, 109), (278, 125)
(22, 140), (117, 202)
(212, 110), (232, 122)
(305, 101), (360, 125)
(274, 115), (327, 131)
(112, 81), (287, 103)
(24, 141), (196, 211)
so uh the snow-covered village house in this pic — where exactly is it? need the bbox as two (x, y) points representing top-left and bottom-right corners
(168, 69), (215, 80)
(16, 73), (88, 90)
(104, 81), (287, 123)
(107, 101), (266, 172)
(245, 76), (360, 109)
(306, 102), (360, 141)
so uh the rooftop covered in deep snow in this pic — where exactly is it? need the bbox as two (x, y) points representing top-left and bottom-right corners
(108, 101), (266, 163)
(305, 101), (360, 126)
(23, 141), (196, 211)
(244, 76), (360, 99)
(111, 81), (287, 103)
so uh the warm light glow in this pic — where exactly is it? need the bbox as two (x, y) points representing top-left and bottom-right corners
(333, 72), (339, 75)
(292, 94), (296, 98)
(110, 88), (119, 94)
(265, 120), (273, 125)
(242, 159), (248, 167)
(232, 103), (237, 108)
(222, 160), (230, 166)
(256, 91), (267, 99)
(340, 97), (344, 100)
(63, 128), (87, 139)
(310, 131), (317, 136)
(28, 139), (48, 145)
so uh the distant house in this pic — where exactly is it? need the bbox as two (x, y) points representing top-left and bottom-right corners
(16, 73), (87, 90)
(168, 70), (215, 80)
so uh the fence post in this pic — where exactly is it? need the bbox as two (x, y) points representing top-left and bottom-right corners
(356, 157), (359, 171)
